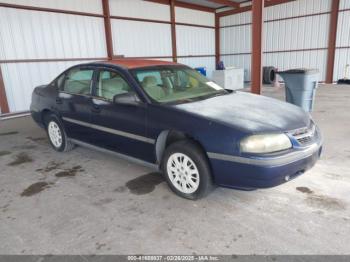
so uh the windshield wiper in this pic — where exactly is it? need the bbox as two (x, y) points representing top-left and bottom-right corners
(198, 91), (227, 101)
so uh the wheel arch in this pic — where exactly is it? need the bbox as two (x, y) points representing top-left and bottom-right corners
(41, 108), (62, 127)
(41, 108), (53, 125)
(155, 130), (212, 168)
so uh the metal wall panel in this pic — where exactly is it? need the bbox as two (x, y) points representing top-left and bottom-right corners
(220, 0), (331, 81)
(176, 25), (215, 56)
(334, 48), (350, 81)
(265, 0), (332, 20)
(220, 25), (251, 54)
(175, 7), (214, 27)
(340, 0), (350, 10)
(0, 7), (107, 60)
(220, 11), (252, 27)
(0, 0), (103, 14)
(111, 19), (172, 57)
(336, 10), (350, 47)
(264, 14), (330, 51)
(109, 0), (170, 21)
(1, 60), (96, 112)
(334, 8), (350, 81)
(177, 57), (216, 78)
(265, 49), (328, 79)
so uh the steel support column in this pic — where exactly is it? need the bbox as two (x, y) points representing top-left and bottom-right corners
(251, 0), (264, 94)
(102, 0), (114, 60)
(215, 14), (220, 66)
(170, 0), (177, 62)
(326, 0), (340, 83)
(0, 66), (10, 114)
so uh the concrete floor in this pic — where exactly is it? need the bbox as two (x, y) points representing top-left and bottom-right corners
(0, 84), (349, 255)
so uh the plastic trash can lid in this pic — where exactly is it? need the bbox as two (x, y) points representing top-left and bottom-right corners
(278, 68), (319, 74)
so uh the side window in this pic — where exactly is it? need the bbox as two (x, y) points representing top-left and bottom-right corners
(62, 68), (93, 95)
(96, 70), (133, 100)
(55, 73), (66, 89)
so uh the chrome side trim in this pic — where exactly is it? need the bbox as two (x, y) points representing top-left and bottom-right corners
(207, 142), (322, 167)
(69, 138), (159, 170)
(62, 117), (155, 144)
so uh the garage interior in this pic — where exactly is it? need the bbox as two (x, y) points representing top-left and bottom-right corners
(0, 0), (350, 256)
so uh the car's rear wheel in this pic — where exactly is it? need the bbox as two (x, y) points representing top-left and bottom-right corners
(162, 140), (214, 200)
(45, 114), (75, 152)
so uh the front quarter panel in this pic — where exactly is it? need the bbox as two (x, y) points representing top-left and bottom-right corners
(147, 104), (249, 158)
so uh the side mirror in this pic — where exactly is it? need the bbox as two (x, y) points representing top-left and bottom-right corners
(113, 92), (141, 106)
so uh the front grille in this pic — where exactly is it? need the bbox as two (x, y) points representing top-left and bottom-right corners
(291, 122), (316, 145)
(297, 136), (313, 144)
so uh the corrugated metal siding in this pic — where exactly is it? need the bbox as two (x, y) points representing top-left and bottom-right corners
(175, 7), (214, 27)
(109, 0), (170, 21)
(334, 8), (350, 81)
(264, 14), (330, 51)
(265, 49), (328, 78)
(336, 10), (350, 47)
(220, 11), (252, 27)
(265, 0), (331, 20)
(220, 25), (251, 54)
(340, 0), (350, 10)
(1, 60), (97, 112)
(178, 57), (216, 79)
(0, 7), (107, 60)
(219, 0), (332, 81)
(176, 25), (215, 56)
(0, 0), (103, 14)
(334, 49), (350, 80)
(111, 19), (172, 57)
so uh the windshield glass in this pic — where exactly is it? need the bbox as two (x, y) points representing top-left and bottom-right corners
(131, 66), (228, 104)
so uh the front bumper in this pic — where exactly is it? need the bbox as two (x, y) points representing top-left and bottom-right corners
(208, 140), (323, 189)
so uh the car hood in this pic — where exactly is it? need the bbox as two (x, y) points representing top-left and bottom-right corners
(173, 91), (310, 133)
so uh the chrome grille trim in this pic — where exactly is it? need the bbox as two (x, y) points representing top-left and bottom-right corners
(290, 122), (316, 145)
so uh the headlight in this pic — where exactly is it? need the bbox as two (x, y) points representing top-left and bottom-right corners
(240, 134), (292, 154)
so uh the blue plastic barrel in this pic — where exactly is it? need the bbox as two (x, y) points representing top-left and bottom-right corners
(195, 67), (207, 76)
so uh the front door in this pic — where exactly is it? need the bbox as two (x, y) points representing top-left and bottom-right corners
(88, 68), (155, 163)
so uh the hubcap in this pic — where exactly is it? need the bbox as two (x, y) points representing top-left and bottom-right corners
(166, 153), (200, 194)
(48, 121), (62, 148)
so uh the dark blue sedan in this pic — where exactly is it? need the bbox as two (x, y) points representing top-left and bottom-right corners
(30, 59), (323, 199)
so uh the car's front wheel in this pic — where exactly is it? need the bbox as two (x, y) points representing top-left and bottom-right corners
(162, 140), (214, 200)
(45, 114), (75, 152)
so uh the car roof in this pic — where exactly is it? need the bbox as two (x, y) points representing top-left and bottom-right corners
(95, 59), (181, 69)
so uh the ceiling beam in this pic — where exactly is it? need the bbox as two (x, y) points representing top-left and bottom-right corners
(218, 0), (295, 17)
(207, 0), (240, 8)
(145, 0), (216, 13)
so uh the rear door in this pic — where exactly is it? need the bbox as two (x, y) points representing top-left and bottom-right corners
(88, 67), (155, 163)
(56, 66), (96, 142)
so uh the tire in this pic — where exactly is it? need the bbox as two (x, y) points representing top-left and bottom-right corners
(161, 140), (214, 200)
(44, 114), (75, 152)
(263, 66), (276, 84)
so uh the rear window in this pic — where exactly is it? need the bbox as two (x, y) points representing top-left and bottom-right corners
(62, 68), (93, 95)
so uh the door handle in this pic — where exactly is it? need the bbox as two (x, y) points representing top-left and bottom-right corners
(91, 104), (101, 114)
(56, 98), (62, 104)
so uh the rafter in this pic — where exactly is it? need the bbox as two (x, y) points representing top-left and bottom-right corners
(207, 0), (240, 8)
(218, 0), (296, 17)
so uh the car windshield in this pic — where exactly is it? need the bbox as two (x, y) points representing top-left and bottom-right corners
(131, 66), (228, 104)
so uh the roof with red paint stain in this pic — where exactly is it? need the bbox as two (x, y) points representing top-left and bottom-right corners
(102, 59), (180, 69)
